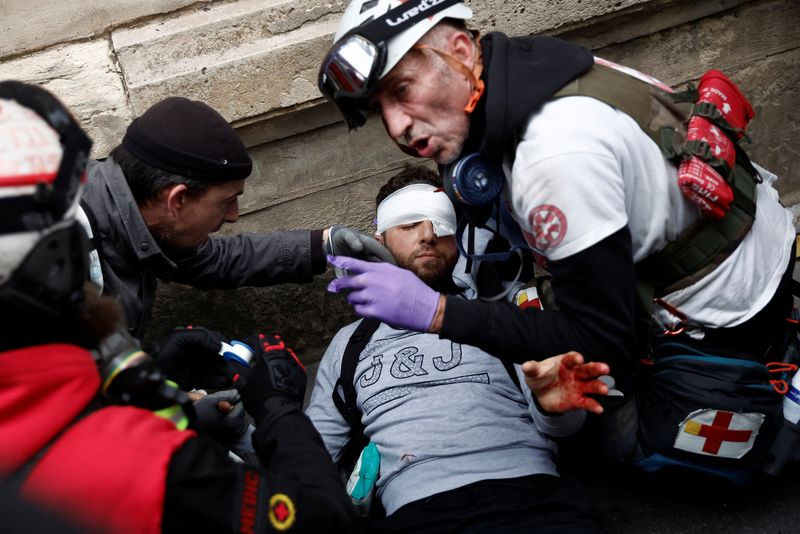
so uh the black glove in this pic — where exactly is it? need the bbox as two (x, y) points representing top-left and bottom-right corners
(230, 333), (307, 424)
(153, 326), (231, 390)
(326, 225), (396, 264)
(193, 389), (248, 448)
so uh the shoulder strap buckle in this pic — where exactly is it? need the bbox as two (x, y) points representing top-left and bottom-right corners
(693, 101), (751, 143)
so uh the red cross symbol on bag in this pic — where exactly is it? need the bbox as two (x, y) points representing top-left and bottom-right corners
(674, 409), (765, 459)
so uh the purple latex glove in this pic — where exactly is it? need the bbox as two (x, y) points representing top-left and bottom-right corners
(327, 255), (440, 332)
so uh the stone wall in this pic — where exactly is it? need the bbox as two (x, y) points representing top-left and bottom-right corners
(2, 0), (798, 362)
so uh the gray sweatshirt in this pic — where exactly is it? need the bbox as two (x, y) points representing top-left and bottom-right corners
(306, 319), (585, 515)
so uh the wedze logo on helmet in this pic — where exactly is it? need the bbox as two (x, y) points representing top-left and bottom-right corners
(385, 0), (450, 27)
(318, 0), (467, 130)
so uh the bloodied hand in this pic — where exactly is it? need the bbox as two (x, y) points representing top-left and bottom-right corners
(522, 352), (610, 414)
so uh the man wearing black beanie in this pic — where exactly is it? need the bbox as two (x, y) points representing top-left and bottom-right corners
(80, 96), (392, 341)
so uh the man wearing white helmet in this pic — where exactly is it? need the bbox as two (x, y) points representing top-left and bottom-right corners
(0, 81), (363, 534)
(319, 0), (797, 481)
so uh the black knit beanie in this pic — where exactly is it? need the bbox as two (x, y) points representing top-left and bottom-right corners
(122, 97), (252, 181)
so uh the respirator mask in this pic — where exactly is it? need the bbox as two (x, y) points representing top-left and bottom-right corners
(441, 153), (527, 262)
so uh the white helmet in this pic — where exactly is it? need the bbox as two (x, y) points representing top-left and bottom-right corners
(334, 0), (473, 80)
(0, 81), (92, 316)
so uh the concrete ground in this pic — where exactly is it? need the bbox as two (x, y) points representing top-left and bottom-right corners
(561, 456), (800, 533)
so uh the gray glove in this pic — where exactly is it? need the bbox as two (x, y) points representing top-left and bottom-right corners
(326, 225), (396, 264)
(193, 389), (248, 448)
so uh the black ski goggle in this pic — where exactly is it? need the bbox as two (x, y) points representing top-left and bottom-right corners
(318, 0), (460, 130)
(319, 33), (387, 130)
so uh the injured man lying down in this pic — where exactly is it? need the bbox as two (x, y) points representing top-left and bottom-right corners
(306, 165), (609, 533)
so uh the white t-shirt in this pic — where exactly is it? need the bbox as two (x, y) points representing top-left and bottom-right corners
(504, 95), (794, 329)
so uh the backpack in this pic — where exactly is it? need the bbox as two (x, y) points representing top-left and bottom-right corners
(552, 61), (759, 312)
(596, 306), (800, 485)
(331, 318), (381, 477)
(553, 61), (798, 483)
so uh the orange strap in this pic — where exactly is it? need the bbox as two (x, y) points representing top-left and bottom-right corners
(767, 362), (798, 394)
(414, 40), (485, 114)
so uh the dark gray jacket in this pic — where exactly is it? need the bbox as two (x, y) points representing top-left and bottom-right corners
(82, 158), (325, 339)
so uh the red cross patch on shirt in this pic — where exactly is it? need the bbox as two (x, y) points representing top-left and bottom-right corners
(525, 204), (567, 252)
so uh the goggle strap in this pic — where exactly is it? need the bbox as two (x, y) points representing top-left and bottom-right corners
(0, 196), (51, 233)
(357, 0), (462, 44)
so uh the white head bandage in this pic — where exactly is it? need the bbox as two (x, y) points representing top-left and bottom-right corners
(376, 183), (457, 236)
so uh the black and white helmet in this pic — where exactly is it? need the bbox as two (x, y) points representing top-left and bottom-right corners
(319, 0), (473, 129)
(334, 0), (472, 80)
(0, 81), (92, 316)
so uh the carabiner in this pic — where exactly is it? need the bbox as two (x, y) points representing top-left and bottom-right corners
(770, 379), (789, 395)
(653, 298), (689, 336)
(767, 362), (798, 395)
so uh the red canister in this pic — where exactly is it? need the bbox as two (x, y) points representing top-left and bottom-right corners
(696, 70), (755, 137)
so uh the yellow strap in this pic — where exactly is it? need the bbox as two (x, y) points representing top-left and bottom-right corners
(101, 350), (148, 392)
(153, 404), (189, 431)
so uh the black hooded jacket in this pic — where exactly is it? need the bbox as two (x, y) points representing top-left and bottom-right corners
(440, 34), (638, 375)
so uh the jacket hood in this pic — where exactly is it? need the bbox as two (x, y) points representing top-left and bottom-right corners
(465, 33), (594, 163)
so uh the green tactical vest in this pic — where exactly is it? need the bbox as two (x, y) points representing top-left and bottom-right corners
(552, 64), (760, 314)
